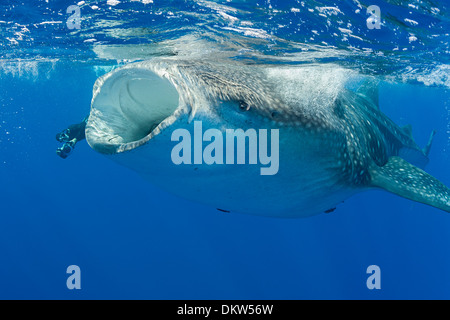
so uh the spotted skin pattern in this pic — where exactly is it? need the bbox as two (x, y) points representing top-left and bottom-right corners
(87, 59), (450, 215)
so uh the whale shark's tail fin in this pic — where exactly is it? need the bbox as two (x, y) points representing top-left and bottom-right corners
(369, 156), (450, 213)
(398, 127), (436, 169)
(423, 130), (436, 157)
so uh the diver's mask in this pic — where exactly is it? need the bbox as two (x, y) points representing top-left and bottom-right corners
(56, 129), (70, 143)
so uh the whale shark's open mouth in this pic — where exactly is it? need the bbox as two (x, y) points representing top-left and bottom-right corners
(86, 67), (180, 154)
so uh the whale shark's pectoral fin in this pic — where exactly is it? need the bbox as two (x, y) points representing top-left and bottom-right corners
(369, 156), (450, 213)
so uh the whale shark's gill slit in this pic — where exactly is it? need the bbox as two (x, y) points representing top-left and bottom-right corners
(87, 68), (179, 154)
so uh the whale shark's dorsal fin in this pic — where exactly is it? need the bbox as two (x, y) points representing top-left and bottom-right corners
(401, 124), (413, 139)
(369, 156), (450, 213)
(356, 78), (379, 108)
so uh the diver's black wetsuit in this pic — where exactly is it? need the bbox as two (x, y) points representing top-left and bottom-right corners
(56, 117), (88, 159)
(66, 121), (86, 141)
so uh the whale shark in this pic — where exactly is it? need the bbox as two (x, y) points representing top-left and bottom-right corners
(85, 58), (450, 217)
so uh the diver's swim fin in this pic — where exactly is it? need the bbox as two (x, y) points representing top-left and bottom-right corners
(369, 156), (450, 213)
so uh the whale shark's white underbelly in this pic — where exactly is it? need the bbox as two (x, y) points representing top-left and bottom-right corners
(106, 112), (358, 217)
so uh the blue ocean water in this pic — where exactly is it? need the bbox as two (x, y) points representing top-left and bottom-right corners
(0, 0), (449, 299)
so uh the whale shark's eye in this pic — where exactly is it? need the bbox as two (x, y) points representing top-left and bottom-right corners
(238, 100), (249, 111)
(271, 111), (279, 119)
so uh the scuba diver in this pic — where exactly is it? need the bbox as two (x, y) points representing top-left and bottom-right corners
(55, 117), (88, 159)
